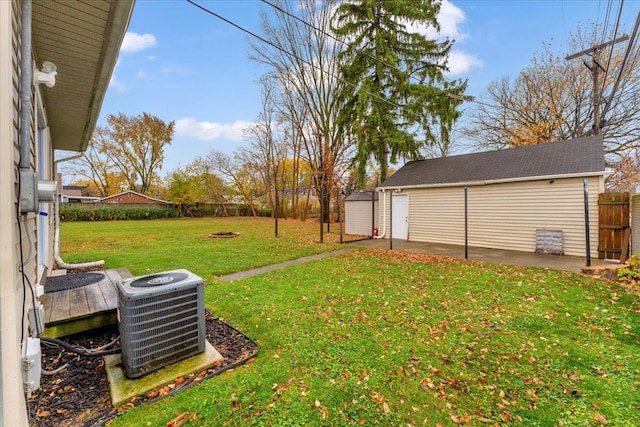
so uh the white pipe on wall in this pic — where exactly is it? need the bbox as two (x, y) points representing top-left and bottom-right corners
(374, 189), (386, 238)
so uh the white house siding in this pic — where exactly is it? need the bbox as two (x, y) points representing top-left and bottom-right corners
(1, 0), (31, 425)
(381, 176), (602, 258)
(345, 200), (378, 236)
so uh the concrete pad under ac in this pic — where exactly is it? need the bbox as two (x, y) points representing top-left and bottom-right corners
(104, 341), (223, 407)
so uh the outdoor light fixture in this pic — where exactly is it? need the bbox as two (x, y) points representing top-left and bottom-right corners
(36, 61), (57, 88)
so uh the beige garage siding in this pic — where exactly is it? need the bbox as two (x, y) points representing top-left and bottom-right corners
(382, 176), (603, 257)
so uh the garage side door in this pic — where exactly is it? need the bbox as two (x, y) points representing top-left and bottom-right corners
(392, 194), (408, 240)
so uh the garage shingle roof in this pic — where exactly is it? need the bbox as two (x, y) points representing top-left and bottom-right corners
(379, 136), (605, 188)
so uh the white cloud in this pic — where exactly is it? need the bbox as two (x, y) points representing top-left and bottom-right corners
(121, 32), (158, 53)
(438, 0), (467, 40)
(108, 74), (133, 92)
(447, 50), (483, 75)
(404, 0), (467, 41)
(136, 69), (148, 79)
(175, 117), (253, 141)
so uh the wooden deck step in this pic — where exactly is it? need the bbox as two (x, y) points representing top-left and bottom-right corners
(40, 267), (133, 339)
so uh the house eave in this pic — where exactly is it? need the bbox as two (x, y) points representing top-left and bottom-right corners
(32, 0), (135, 152)
(376, 171), (604, 191)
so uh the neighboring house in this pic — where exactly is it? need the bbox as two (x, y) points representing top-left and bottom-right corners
(56, 173), (99, 203)
(97, 190), (170, 205)
(59, 186), (101, 203)
(376, 136), (605, 258)
(0, 1), (133, 425)
(345, 190), (379, 236)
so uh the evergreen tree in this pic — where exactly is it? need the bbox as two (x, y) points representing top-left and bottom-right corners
(333, 0), (466, 186)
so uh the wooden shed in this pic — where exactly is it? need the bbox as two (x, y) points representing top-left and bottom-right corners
(345, 191), (379, 236)
(377, 136), (605, 257)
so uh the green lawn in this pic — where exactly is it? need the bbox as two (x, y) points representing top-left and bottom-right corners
(60, 217), (345, 278)
(62, 218), (640, 426)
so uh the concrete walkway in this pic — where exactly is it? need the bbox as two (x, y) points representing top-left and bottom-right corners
(217, 239), (619, 282)
(348, 238), (619, 273)
(218, 249), (354, 281)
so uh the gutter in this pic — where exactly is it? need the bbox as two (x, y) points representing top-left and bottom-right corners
(377, 171), (604, 192)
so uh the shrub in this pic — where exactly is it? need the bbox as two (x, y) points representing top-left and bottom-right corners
(618, 255), (640, 282)
(60, 206), (180, 221)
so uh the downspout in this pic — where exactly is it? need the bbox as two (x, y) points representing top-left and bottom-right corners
(53, 154), (105, 269)
(19, 0), (32, 173)
(374, 189), (386, 238)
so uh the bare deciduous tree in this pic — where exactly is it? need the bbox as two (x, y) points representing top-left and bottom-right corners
(467, 23), (640, 159)
(250, 0), (353, 221)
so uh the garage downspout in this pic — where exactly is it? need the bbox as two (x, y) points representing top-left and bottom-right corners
(53, 154), (105, 269)
(374, 189), (386, 238)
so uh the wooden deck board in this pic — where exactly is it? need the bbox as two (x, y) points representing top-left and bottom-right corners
(41, 292), (54, 323)
(116, 267), (134, 280)
(84, 282), (108, 312)
(69, 286), (91, 318)
(42, 267), (132, 338)
(48, 290), (70, 323)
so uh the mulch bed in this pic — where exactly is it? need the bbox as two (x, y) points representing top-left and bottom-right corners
(28, 311), (258, 427)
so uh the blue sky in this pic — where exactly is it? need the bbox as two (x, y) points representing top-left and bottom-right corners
(98, 0), (640, 177)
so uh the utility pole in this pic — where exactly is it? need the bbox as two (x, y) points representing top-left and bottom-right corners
(566, 35), (628, 136)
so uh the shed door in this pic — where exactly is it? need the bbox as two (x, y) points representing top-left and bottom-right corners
(392, 194), (408, 240)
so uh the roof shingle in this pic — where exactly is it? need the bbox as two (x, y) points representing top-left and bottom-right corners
(379, 136), (605, 188)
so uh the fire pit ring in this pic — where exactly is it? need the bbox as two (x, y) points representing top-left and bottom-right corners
(208, 231), (240, 239)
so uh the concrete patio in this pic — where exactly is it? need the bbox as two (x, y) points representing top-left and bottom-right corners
(349, 238), (620, 273)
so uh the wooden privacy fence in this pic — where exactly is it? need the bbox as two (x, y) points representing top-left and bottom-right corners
(598, 192), (630, 260)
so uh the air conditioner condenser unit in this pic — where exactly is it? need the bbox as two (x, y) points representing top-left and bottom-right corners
(117, 269), (205, 379)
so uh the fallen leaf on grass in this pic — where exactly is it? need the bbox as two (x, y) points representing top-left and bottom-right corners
(166, 412), (197, 427)
(383, 402), (390, 414)
(594, 412), (608, 425)
(450, 413), (471, 424)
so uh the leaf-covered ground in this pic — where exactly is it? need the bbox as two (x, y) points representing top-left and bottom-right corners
(109, 249), (640, 426)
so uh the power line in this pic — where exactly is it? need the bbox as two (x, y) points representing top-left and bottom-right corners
(601, 0), (614, 46)
(566, 34), (629, 135)
(186, 0), (472, 130)
(600, 0), (625, 101)
(185, 0), (404, 110)
(602, 8), (640, 118)
(259, 0), (474, 104)
(561, 0), (569, 49)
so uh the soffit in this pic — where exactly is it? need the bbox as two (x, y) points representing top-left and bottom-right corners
(31, 0), (134, 151)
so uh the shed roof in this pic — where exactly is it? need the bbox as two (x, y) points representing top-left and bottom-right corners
(345, 191), (379, 202)
(379, 136), (605, 189)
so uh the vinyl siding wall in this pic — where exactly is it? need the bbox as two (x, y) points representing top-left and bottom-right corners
(380, 176), (603, 258)
(1, 0), (30, 424)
